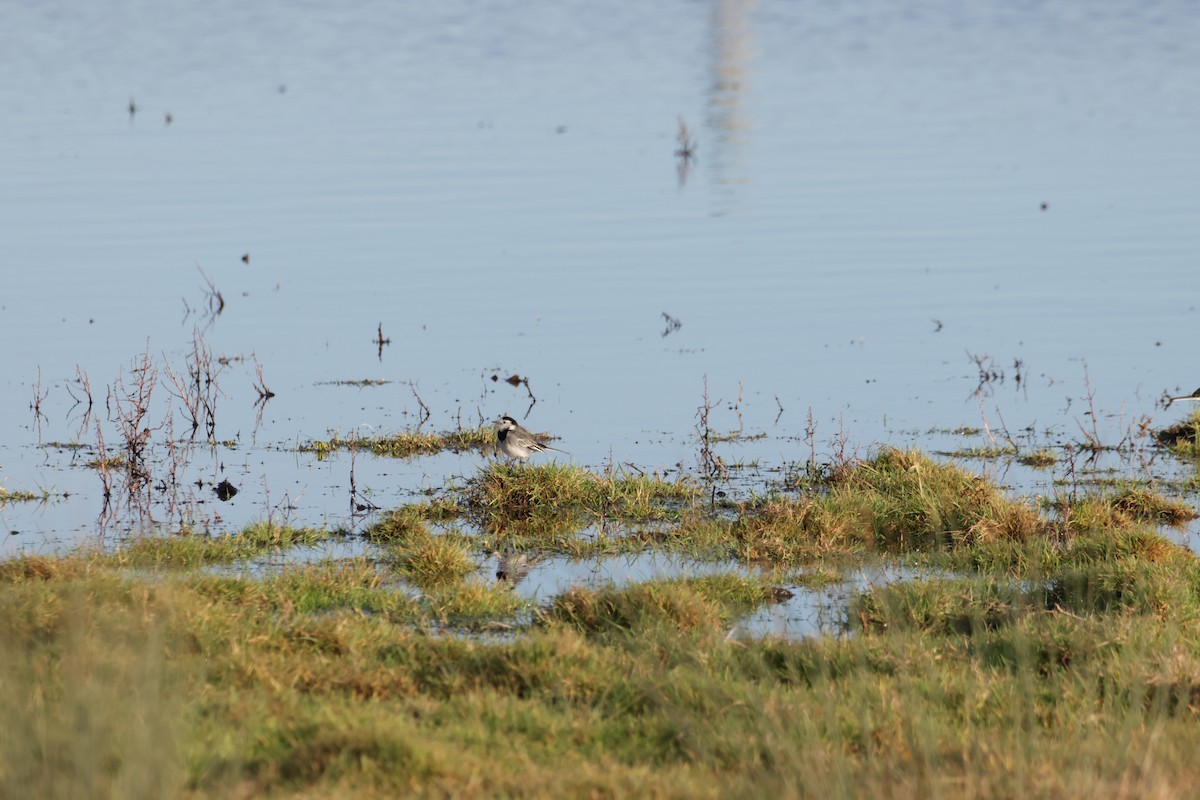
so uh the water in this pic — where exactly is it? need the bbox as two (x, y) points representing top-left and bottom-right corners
(3, 0), (1200, 554)
(204, 544), (930, 641)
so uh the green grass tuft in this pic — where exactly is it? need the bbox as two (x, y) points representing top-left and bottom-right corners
(389, 529), (477, 588)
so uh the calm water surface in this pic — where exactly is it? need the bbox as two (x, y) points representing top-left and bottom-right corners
(3, 0), (1200, 556)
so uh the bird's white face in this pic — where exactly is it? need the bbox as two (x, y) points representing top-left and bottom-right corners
(498, 416), (518, 431)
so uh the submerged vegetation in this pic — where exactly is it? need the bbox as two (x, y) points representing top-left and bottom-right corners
(0, 485), (49, 505)
(4, 445), (1200, 797)
(301, 426), (493, 459)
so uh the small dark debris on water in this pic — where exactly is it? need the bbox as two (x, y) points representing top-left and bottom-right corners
(675, 117), (698, 160)
(932, 319), (944, 332)
(1040, 202), (1049, 211)
(128, 98), (137, 117)
(164, 111), (172, 125)
(241, 252), (250, 264)
(373, 323), (391, 361)
(9, 530), (18, 536)
(505, 374), (523, 387)
(214, 480), (238, 501)
(661, 312), (682, 338)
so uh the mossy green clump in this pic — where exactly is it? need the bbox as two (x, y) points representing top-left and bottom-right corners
(0, 486), (49, 505)
(389, 530), (477, 589)
(1058, 486), (1197, 531)
(301, 427), (492, 460)
(106, 522), (330, 568)
(1019, 448), (1058, 468)
(1155, 409), (1200, 458)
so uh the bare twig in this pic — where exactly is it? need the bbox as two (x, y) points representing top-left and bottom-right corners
(1075, 365), (1102, 450)
(967, 351), (1004, 397)
(695, 376), (728, 507)
(30, 367), (48, 440)
(66, 365), (95, 439)
(252, 353), (275, 400)
(991, 405), (1020, 451)
(979, 400), (997, 446)
(409, 382), (431, 426)
(94, 417), (112, 500)
(197, 264), (225, 316)
(674, 117), (698, 159)
(829, 415), (853, 480)
(109, 344), (159, 483)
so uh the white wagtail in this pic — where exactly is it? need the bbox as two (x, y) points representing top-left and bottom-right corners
(495, 415), (567, 460)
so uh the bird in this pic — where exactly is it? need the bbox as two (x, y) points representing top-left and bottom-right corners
(495, 551), (536, 585)
(495, 415), (567, 460)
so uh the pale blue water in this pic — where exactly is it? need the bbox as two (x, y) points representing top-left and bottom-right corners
(3, 0), (1200, 554)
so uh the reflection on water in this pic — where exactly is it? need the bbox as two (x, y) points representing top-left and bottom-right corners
(706, 0), (755, 200)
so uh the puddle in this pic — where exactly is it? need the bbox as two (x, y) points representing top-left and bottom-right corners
(731, 563), (941, 640)
(481, 549), (945, 641)
(480, 549), (742, 600)
(97, 528), (963, 643)
(202, 537), (380, 580)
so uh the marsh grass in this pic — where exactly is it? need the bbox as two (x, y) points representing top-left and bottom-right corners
(463, 463), (701, 554)
(8, 447), (1200, 797)
(6, 529), (1200, 797)
(301, 427), (492, 459)
(0, 578), (187, 799)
